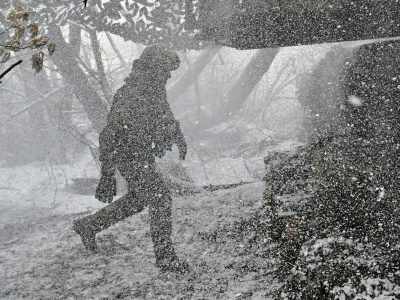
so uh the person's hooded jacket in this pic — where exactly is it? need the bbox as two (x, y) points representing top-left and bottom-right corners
(98, 45), (186, 173)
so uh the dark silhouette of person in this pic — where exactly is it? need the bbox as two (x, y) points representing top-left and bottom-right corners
(73, 44), (188, 273)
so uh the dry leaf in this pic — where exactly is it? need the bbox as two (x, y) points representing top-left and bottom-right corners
(16, 26), (25, 39)
(7, 11), (17, 21)
(22, 12), (30, 21)
(47, 43), (56, 56)
(1, 52), (11, 63)
(7, 6), (25, 21)
(4, 39), (21, 52)
(27, 24), (39, 38)
(28, 36), (48, 49)
(32, 51), (44, 73)
(12, 19), (22, 28)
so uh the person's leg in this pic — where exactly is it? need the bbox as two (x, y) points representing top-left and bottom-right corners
(149, 191), (188, 272)
(133, 161), (188, 272)
(74, 166), (146, 251)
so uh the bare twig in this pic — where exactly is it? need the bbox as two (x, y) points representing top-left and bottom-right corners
(62, 123), (99, 149)
(0, 86), (25, 96)
(2, 85), (65, 122)
(0, 59), (23, 83)
(50, 162), (58, 204)
(67, 20), (88, 31)
(268, 59), (292, 96)
(0, 24), (13, 36)
(0, 44), (30, 50)
(88, 29), (113, 102)
(105, 31), (129, 72)
(76, 55), (99, 80)
(55, 163), (69, 187)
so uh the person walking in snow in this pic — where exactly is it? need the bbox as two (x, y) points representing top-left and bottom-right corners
(73, 44), (188, 273)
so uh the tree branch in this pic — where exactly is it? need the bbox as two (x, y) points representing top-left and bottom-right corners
(0, 44), (30, 50)
(88, 29), (113, 102)
(0, 24), (13, 36)
(105, 31), (129, 73)
(0, 59), (23, 83)
(0, 86), (25, 96)
(76, 55), (99, 80)
(2, 85), (66, 122)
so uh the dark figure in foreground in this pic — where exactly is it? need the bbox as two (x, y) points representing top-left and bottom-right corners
(74, 44), (188, 273)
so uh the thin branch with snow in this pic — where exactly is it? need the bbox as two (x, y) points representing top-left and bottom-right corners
(0, 24), (13, 36)
(0, 59), (23, 83)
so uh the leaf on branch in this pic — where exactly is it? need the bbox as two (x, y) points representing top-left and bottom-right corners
(136, 19), (146, 32)
(131, 3), (139, 16)
(1, 52), (11, 63)
(4, 39), (21, 52)
(125, 0), (132, 10)
(22, 12), (30, 21)
(28, 36), (48, 49)
(139, 7), (148, 17)
(32, 51), (44, 73)
(12, 19), (22, 28)
(105, 9), (121, 20)
(15, 26), (25, 39)
(7, 6), (26, 21)
(27, 24), (39, 38)
(7, 11), (17, 21)
(103, 2), (123, 20)
(47, 43), (56, 56)
(104, 1), (123, 11)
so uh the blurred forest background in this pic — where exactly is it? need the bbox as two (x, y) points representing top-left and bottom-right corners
(1, 1), (400, 299)
(0, 1), (320, 176)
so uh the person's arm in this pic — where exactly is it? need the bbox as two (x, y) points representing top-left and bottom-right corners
(174, 120), (187, 160)
(98, 125), (117, 174)
(158, 94), (187, 160)
(95, 124), (118, 203)
(95, 92), (125, 203)
(98, 87), (129, 173)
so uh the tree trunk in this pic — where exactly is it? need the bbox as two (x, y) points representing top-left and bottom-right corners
(167, 46), (221, 102)
(46, 25), (83, 163)
(89, 29), (113, 103)
(69, 24), (82, 56)
(105, 32), (130, 73)
(221, 48), (279, 118)
(48, 26), (109, 133)
(24, 68), (52, 162)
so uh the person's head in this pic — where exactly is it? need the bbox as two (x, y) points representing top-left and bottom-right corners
(140, 44), (180, 72)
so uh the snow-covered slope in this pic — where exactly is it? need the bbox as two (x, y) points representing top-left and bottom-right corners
(1, 181), (276, 299)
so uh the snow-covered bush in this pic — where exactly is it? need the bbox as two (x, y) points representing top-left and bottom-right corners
(276, 138), (400, 299)
(266, 40), (400, 299)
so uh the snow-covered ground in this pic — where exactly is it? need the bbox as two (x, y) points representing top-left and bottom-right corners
(1, 173), (276, 299)
(0, 135), (293, 300)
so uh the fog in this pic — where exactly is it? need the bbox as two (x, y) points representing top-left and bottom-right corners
(1, 1), (400, 299)
(0, 30), (314, 177)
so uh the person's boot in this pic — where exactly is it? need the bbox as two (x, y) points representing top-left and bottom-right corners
(147, 190), (189, 273)
(154, 244), (189, 274)
(73, 218), (98, 252)
(73, 192), (144, 252)
(156, 256), (189, 274)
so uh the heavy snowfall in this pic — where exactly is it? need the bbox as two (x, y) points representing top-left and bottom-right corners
(1, 1), (400, 299)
